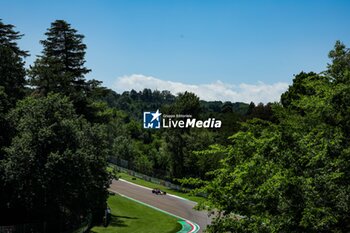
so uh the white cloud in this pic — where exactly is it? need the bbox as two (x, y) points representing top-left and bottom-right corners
(114, 74), (289, 104)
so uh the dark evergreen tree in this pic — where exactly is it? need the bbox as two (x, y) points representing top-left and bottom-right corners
(328, 40), (350, 84)
(246, 101), (255, 115)
(0, 19), (29, 57)
(29, 20), (90, 96)
(29, 20), (90, 94)
(28, 20), (106, 121)
(42, 20), (90, 76)
(0, 19), (27, 159)
(0, 20), (28, 221)
(0, 19), (28, 106)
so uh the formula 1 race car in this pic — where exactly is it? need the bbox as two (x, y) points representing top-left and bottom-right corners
(152, 188), (167, 195)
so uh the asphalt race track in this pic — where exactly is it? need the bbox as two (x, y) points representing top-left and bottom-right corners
(109, 179), (211, 233)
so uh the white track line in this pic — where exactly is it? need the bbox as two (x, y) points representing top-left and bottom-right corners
(109, 189), (200, 233)
(118, 178), (196, 203)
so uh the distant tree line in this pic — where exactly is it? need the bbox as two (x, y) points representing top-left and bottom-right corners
(101, 87), (276, 180)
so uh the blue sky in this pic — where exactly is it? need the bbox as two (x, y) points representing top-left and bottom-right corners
(1, 0), (350, 103)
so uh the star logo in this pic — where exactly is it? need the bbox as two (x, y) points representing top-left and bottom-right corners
(150, 109), (162, 123)
(143, 110), (162, 129)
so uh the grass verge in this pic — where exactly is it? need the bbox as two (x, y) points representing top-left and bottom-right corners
(118, 172), (205, 203)
(90, 194), (182, 233)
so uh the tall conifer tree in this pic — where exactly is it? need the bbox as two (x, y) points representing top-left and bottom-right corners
(29, 20), (90, 96)
(0, 19), (28, 105)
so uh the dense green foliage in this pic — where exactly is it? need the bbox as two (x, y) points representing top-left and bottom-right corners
(0, 19), (111, 230)
(3, 17), (347, 233)
(3, 94), (110, 228)
(0, 18), (258, 229)
(106, 90), (265, 180)
(28, 20), (103, 122)
(190, 41), (350, 233)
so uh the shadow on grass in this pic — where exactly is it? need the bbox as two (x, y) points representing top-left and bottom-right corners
(167, 222), (183, 233)
(109, 214), (138, 227)
(89, 214), (139, 232)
